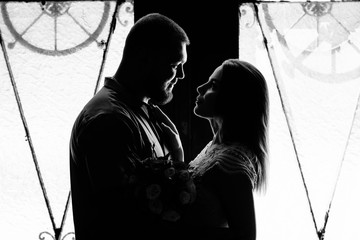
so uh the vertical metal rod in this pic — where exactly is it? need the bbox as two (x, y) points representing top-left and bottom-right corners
(252, 2), (320, 238)
(93, 0), (123, 95)
(0, 28), (57, 233)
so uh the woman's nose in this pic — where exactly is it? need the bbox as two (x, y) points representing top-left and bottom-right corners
(197, 84), (205, 94)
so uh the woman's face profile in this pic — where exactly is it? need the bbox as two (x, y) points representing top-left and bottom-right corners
(193, 65), (223, 119)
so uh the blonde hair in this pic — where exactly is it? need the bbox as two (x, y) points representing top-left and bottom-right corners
(215, 59), (269, 192)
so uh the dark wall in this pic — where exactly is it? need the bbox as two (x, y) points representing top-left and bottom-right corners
(134, 0), (239, 161)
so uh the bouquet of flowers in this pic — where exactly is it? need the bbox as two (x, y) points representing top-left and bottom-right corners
(127, 153), (196, 222)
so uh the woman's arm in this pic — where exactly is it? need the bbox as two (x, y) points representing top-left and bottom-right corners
(210, 166), (257, 240)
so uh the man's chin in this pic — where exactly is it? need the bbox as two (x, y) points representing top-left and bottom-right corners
(150, 92), (173, 106)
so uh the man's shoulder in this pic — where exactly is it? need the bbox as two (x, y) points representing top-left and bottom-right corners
(80, 85), (135, 119)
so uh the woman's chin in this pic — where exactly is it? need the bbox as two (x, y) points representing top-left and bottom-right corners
(193, 107), (206, 119)
(193, 106), (200, 116)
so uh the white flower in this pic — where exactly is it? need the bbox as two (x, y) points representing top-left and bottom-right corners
(146, 184), (161, 200)
(148, 199), (163, 214)
(178, 170), (190, 182)
(164, 167), (176, 178)
(161, 209), (180, 222)
(179, 191), (191, 205)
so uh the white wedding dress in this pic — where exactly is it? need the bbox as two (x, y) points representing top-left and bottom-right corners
(180, 140), (259, 228)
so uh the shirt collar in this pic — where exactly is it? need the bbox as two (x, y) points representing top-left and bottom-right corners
(104, 77), (145, 108)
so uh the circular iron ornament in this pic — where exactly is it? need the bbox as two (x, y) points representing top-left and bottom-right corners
(39, 231), (75, 240)
(239, 3), (256, 29)
(302, 2), (332, 17)
(117, 0), (134, 26)
(262, 2), (360, 83)
(42, 2), (71, 17)
(1, 2), (110, 56)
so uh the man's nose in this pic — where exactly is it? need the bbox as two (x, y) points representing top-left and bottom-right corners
(176, 65), (185, 79)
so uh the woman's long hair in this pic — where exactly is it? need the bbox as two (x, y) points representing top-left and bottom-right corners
(215, 59), (269, 192)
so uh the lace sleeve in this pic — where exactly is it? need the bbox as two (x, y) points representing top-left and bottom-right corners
(214, 145), (258, 189)
(189, 142), (258, 189)
(188, 141), (212, 171)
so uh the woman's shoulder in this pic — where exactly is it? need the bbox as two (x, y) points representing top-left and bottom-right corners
(211, 143), (258, 188)
(189, 141), (258, 187)
(214, 143), (255, 169)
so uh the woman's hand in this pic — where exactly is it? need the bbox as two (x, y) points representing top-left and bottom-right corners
(152, 105), (184, 162)
(160, 123), (184, 162)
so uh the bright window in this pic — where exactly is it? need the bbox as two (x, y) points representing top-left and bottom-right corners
(0, 1), (133, 239)
(239, 2), (360, 240)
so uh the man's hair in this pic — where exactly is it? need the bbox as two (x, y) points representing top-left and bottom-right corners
(122, 13), (190, 60)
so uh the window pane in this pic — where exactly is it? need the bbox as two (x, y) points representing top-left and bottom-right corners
(240, 2), (360, 240)
(0, 1), (134, 238)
